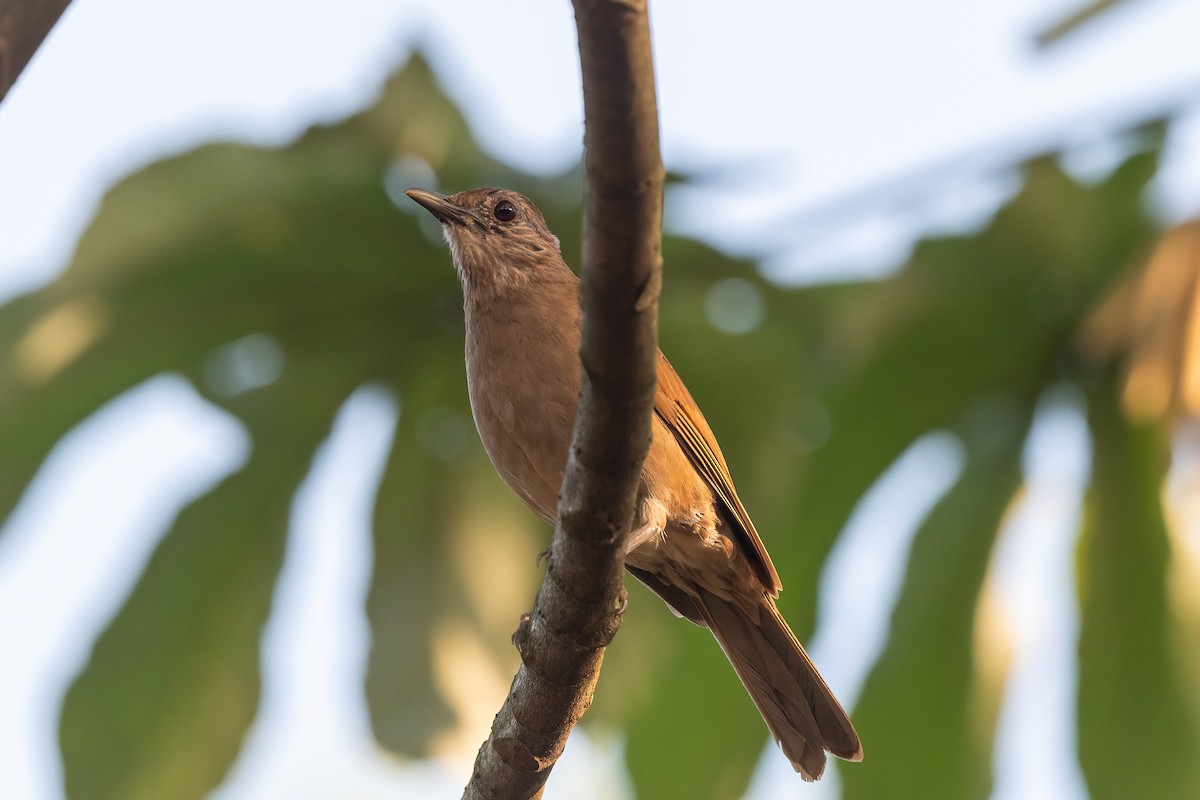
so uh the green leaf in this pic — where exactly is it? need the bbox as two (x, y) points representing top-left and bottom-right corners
(778, 151), (1160, 635)
(0, 55), (484, 541)
(1076, 376), (1200, 799)
(22, 53), (503, 795)
(842, 414), (1028, 800)
(621, 581), (770, 800)
(59, 356), (358, 800)
(365, 406), (468, 756)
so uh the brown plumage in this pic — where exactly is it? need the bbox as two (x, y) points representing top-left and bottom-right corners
(406, 186), (862, 780)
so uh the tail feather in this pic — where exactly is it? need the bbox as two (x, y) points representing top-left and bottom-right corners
(695, 589), (862, 780)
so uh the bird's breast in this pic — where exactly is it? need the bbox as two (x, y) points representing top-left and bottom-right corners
(463, 298), (581, 523)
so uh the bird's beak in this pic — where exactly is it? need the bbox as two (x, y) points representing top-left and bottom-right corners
(405, 188), (469, 225)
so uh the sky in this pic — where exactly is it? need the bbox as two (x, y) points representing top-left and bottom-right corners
(2, 1), (1199, 798)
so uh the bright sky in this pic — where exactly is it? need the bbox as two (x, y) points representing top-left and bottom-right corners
(2, 1), (1200, 798)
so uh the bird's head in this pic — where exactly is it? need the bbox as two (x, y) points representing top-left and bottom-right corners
(405, 187), (569, 297)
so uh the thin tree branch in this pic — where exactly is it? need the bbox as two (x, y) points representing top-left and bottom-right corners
(1034, 0), (1140, 49)
(0, 0), (73, 103)
(460, 1), (664, 798)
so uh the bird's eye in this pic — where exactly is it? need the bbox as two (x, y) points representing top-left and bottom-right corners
(493, 200), (517, 222)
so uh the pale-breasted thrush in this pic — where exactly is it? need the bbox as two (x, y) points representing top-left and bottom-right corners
(406, 186), (862, 780)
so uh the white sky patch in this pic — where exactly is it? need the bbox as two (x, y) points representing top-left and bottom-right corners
(990, 388), (1091, 800)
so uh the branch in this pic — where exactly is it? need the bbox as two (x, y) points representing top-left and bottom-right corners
(460, 1), (664, 798)
(1034, 0), (1138, 48)
(0, 0), (73, 103)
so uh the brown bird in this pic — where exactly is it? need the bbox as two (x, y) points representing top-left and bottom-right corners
(406, 186), (862, 780)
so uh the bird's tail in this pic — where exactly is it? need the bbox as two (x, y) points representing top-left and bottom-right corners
(695, 589), (862, 780)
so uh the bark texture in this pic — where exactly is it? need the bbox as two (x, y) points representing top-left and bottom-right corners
(0, 0), (73, 102)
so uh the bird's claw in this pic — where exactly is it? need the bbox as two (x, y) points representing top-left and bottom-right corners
(615, 586), (629, 616)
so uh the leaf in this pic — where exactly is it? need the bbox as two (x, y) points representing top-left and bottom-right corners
(775, 151), (1160, 635)
(0, 53), (508, 794)
(0, 55), (482, 540)
(1076, 376), (1200, 799)
(841, 415), (1027, 800)
(621, 581), (770, 800)
(58, 355), (359, 800)
(365, 400), (469, 756)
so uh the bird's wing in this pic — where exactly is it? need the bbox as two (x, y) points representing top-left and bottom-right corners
(654, 351), (782, 593)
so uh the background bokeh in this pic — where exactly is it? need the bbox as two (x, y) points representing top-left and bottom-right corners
(2, 1), (1200, 799)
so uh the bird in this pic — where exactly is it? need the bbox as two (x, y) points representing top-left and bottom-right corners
(405, 185), (862, 780)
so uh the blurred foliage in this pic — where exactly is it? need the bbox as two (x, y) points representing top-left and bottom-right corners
(2, 53), (1200, 799)
(1077, 377), (1198, 800)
